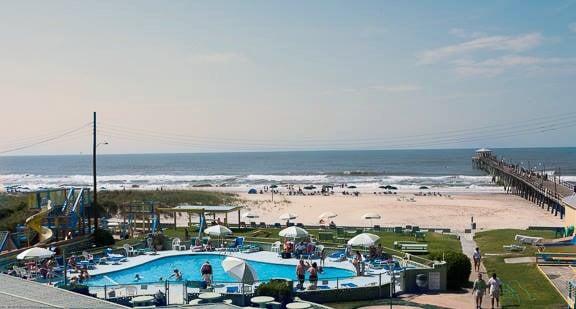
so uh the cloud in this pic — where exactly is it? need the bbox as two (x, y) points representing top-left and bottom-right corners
(417, 32), (543, 64)
(454, 55), (576, 77)
(186, 52), (249, 65)
(367, 84), (421, 93)
(570, 23), (576, 33)
(449, 28), (485, 39)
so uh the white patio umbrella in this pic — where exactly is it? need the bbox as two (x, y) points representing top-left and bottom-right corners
(279, 213), (297, 221)
(17, 247), (55, 260)
(204, 225), (233, 237)
(242, 212), (259, 219)
(347, 233), (380, 247)
(362, 212), (381, 227)
(278, 226), (308, 239)
(222, 257), (257, 284)
(318, 212), (337, 219)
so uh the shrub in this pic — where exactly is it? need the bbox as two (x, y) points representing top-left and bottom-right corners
(429, 250), (471, 289)
(93, 228), (115, 247)
(255, 279), (293, 305)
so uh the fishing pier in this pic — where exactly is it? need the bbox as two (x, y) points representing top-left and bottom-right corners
(472, 149), (576, 224)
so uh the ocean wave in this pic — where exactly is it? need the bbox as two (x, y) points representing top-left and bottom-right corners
(2, 173), (573, 192)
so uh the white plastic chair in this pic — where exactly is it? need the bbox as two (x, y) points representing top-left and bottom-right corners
(123, 244), (137, 256)
(271, 241), (281, 253)
(172, 237), (186, 251)
(125, 286), (137, 297)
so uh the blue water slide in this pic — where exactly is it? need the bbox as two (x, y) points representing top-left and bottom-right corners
(60, 188), (75, 213)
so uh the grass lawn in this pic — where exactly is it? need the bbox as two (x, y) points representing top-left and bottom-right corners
(163, 226), (461, 262)
(475, 229), (568, 308)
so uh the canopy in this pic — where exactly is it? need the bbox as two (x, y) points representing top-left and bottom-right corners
(419, 186), (429, 190)
(319, 212), (337, 219)
(17, 247), (55, 260)
(362, 213), (381, 220)
(347, 233), (380, 247)
(242, 212), (259, 219)
(279, 213), (297, 221)
(279, 226), (308, 238)
(270, 184), (278, 189)
(248, 188), (257, 194)
(204, 225), (232, 237)
(222, 257), (257, 284)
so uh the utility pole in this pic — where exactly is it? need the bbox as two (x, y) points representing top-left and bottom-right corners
(93, 112), (98, 232)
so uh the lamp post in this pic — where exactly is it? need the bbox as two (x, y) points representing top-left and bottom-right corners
(387, 261), (395, 308)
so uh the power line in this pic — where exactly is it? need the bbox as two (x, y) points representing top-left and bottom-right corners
(0, 123), (91, 155)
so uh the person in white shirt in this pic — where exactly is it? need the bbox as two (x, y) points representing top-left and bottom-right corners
(488, 273), (502, 309)
(473, 247), (482, 272)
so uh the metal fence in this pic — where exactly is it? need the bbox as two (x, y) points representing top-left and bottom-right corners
(87, 272), (402, 306)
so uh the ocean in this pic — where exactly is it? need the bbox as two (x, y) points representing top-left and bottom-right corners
(1, 148), (575, 192)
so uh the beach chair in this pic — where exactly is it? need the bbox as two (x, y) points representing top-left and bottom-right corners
(172, 238), (187, 251)
(373, 225), (381, 231)
(123, 244), (137, 256)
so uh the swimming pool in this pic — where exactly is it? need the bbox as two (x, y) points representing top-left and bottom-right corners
(85, 254), (355, 286)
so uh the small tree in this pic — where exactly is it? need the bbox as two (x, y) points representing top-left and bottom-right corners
(255, 279), (293, 305)
(429, 250), (471, 290)
(93, 228), (115, 247)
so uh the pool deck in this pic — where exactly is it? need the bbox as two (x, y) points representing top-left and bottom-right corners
(85, 250), (399, 301)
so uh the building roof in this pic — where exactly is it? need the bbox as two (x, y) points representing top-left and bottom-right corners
(0, 274), (127, 308)
(475, 148), (492, 153)
(157, 204), (242, 213)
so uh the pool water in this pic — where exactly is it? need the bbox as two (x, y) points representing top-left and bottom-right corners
(86, 254), (355, 286)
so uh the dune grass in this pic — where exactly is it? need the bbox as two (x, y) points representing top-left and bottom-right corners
(475, 229), (566, 308)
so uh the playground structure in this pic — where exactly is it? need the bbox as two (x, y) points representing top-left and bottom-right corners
(5, 188), (92, 250)
(116, 201), (160, 239)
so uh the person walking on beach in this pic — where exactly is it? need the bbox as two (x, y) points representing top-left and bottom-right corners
(488, 273), (502, 308)
(473, 247), (482, 272)
(473, 273), (487, 309)
(296, 259), (306, 290)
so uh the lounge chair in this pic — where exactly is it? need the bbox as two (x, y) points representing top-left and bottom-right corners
(241, 244), (260, 253)
(105, 248), (127, 264)
(172, 238), (187, 251)
(328, 250), (346, 262)
(226, 237), (245, 252)
(123, 244), (137, 256)
(341, 282), (357, 288)
(503, 244), (526, 252)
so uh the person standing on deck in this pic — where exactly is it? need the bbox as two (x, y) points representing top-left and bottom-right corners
(296, 259), (306, 290)
(473, 247), (482, 272)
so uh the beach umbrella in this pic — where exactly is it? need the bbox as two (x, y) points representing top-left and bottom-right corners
(303, 185), (316, 190)
(319, 212), (337, 219)
(248, 188), (257, 194)
(362, 213), (381, 227)
(204, 225), (232, 237)
(270, 184), (278, 189)
(279, 226), (308, 239)
(222, 257), (257, 284)
(17, 247), (54, 260)
(242, 212), (259, 219)
(347, 233), (380, 247)
(419, 186), (429, 190)
(279, 213), (297, 221)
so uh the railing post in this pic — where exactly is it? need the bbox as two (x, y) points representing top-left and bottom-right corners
(104, 285), (107, 300)
(378, 273), (382, 297)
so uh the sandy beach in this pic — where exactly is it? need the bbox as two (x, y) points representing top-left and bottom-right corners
(225, 190), (563, 231)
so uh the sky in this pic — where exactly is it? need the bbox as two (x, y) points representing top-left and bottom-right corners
(0, 1), (575, 155)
